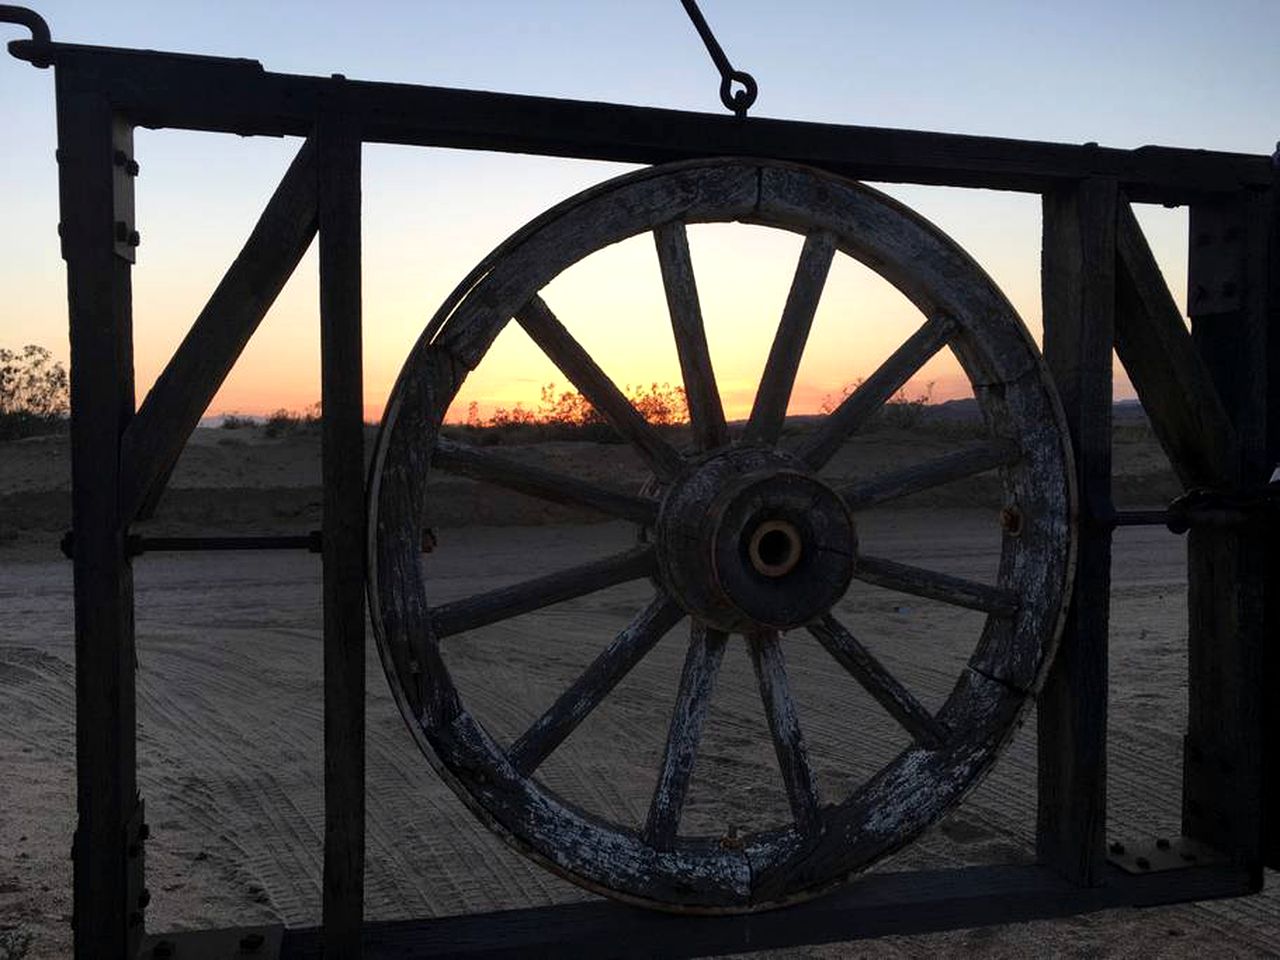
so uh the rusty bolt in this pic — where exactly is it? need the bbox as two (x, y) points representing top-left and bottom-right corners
(1109, 841), (1125, 855)
(138, 887), (151, 909)
(1155, 837), (1171, 850)
(1135, 856), (1151, 870)
(999, 506), (1023, 537)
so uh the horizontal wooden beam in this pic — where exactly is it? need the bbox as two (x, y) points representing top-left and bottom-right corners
(18, 41), (1276, 203)
(139, 863), (1253, 960)
(117, 137), (318, 523)
(1114, 200), (1239, 489)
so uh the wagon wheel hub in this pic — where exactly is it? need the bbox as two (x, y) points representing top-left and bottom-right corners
(656, 449), (856, 632)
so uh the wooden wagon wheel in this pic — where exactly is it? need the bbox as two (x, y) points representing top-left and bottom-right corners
(367, 159), (1076, 913)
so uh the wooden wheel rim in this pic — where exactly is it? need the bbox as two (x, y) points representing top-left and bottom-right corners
(367, 159), (1076, 912)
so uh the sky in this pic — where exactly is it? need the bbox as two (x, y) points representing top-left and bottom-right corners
(1, 1), (1277, 423)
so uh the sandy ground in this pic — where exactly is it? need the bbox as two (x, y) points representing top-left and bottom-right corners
(1, 427), (1277, 957)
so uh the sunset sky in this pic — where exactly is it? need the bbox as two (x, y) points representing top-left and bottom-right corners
(1, 1), (1276, 423)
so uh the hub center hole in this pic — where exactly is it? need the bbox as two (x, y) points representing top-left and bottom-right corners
(749, 521), (802, 577)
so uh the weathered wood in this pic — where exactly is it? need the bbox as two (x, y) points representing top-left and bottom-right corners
(1114, 200), (1238, 489)
(797, 315), (955, 469)
(1267, 191), (1280, 873)
(853, 554), (1019, 616)
(509, 594), (685, 775)
(57, 80), (142, 960)
(743, 231), (836, 444)
(1182, 190), (1271, 870)
(430, 546), (656, 639)
(643, 624), (729, 848)
(841, 439), (1020, 510)
(117, 138), (318, 522)
(35, 44), (1276, 203)
(271, 863), (1255, 959)
(653, 221), (728, 451)
(748, 633), (820, 829)
(317, 112), (365, 960)
(514, 295), (685, 480)
(1036, 178), (1116, 886)
(809, 616), (946, 747)
(433, 437), (658, 524)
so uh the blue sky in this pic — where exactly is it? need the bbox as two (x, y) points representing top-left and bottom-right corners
(1, 1), (1276, 417)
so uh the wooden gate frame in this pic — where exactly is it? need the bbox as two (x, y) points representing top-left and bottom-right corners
(6, 15), (1278, 959)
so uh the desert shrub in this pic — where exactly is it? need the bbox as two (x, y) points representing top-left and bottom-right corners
(819, 379), (935, 431)
(220, 414), (255, 430)
(0, 344), (68, 441)
(263, 401), (321, 439)
(452, 382), (688, 444)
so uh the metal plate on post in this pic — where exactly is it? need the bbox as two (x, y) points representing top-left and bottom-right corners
(112, 116), (137, 262)
(1107, 835), (1229, 875)
(142, 925), (284, 960)
(1189, 199), (1245, 317)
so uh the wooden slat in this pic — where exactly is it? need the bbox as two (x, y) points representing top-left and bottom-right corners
(853, 555), (1019, 616)
(1036, 178), (1116, 886)
(433, 437), (658, 524)
(742, 230), (836, 444)
(58, 86), (141, 960)
(797, 314), (954, 469)
(271, 863), (1256, 959)
(118, 137), (318, 522)
(1114, 199), (1238, 489)
(643, 624), (728, 848)
(809, 616), (946, 748)
(841, 439), (1020, 510)
(1182, 191), (1270, 869)
(1267, 191), (1280, 872)
(317, 112), (365, 959)
(514, 296), (685, 480)
(748, 633), (820, 829)
(653, 221), (727, 451)
(430, 546), (656, 639)
(39, 45), (1277, 203)
(508, 594), (685, 775)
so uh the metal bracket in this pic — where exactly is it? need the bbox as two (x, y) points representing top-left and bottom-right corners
(112, 119), (139, 263)
(125, 798), (148, 957)
(1112, 480), (1280, 533)
(143, 925), (284, 959)
(1107, 835), (1228, 875)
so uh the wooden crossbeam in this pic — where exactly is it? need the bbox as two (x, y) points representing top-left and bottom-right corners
(117, 137), (318, 523)
(1114, 200), (1238, 490)
(21, 42), (1275, 204)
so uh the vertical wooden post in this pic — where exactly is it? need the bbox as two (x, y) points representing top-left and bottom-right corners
(55, 71), (145, 956)
(1036, 178), (1117, 885)
(318, 107), (366, 957)
(1184, 190), (1271, 876)
(1266, 187), (1280, 871)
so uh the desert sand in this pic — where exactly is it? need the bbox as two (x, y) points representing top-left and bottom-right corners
(2, 423), (1277, 958)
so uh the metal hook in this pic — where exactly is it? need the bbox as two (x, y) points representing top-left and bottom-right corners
(1, 5), (52, 67)
(680, 0), (758, 118)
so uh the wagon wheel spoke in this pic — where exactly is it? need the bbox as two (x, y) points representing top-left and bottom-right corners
(853, 554), (1018, 616)
(742, 230), (837, 446)
(515, 295), (685, 481)
(748, 631), (820, 829)
(809, 615), (947, 748)
(509, 592), (686, 775)
(840, 438), (1021, 511)
(431, 545), (656, 639)
(433, 437), (658, 525)
(797, 314), (956, 469)
(654, 222), (728, 452)
(643, 622), (729, 848)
